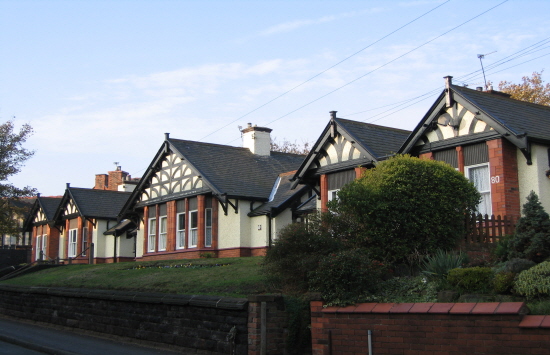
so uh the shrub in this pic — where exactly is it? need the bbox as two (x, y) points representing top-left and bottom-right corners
(527, 299), (550, 315)
(493, 234), (513, 262)
(283, 297), (311, 353)
(504, 258), (536, 274)
(514, 261), (550, 299)
(363, 276), (438, 303)
(493, 272), (515, 294)
(421, 249), (467, 280)
(263, 220), (342, 294)
(332, 155), (480, 264)
(447, 267), (494, 293)
(508, 191), (550, 263)
(308, 249), (386, 306)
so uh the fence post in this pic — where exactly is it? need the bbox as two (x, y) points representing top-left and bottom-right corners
(89, 243), (94, 265)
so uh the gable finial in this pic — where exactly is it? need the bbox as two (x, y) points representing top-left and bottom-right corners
(330, 111), (337, 120)
(164, 133), (170, 141)
(66, 183), (70, 188)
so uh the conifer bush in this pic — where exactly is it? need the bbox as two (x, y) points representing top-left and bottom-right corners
(508, 191), (550, 263)
(514, 261), (550, 299)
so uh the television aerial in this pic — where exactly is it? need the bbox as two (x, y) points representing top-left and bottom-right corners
(477, 51), (497, 89)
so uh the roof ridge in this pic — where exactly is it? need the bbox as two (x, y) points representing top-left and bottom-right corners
(452, 84), (550, 112)
(336, 117), (412, 133)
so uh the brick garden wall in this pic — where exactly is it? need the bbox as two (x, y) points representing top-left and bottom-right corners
(310, 301), (550, 355)
(0, 285), (292, 355)
(0, 285), (250, 354)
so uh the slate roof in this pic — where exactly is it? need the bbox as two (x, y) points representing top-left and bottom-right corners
(399, 83), (550, 155)
(38, 197), (62, 220)
(168, 139), (306, 200)
(292, 116), (411, 185)
(62, 188), (132, 220)
(451, 85), (550, 142)
(335, 118), (411, 159)
(249, 171), (310, 217)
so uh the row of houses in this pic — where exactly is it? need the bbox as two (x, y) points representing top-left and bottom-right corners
(21, 76), (550, 264)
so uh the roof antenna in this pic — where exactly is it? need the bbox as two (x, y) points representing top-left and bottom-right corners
(477, 51), (496, 89)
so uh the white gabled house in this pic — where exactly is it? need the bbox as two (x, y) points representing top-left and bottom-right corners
(119, 124), (311, 261)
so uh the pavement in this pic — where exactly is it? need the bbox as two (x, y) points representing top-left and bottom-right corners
(0, 316), (190, 355)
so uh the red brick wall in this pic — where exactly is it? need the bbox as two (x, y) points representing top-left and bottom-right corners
(320, 174), (328, 212)
(311, 301), (550, 355)
(487, 139), (521, 220)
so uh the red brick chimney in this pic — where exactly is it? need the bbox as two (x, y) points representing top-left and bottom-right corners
(94, 166), (130, 191)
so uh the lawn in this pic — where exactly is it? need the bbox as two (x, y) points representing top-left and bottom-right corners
(0, 257), (267, 298)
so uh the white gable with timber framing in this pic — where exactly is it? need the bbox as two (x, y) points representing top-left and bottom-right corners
(139, 151), (205, 204)
(317, 132), (363, 168)
(419, 102), (494, 145)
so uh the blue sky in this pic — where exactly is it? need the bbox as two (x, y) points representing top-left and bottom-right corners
(1, 0), (549, 195)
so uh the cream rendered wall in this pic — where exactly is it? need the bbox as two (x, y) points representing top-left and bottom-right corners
(271, 208), (293, 242)
(249, 215), (269, 248)
(92, 220), (108, 258)
(517, 143), (550, 213)
(58, 234), (65, 259)
(217, 199), (253, 249)
(117, 233), (135, 258)
(135, 220), (145, 258)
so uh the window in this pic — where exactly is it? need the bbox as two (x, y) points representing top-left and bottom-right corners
(159, 216), (167, 251)
(466, 163), (492, 216)
(36, 235), (41, 260)
(189, 210), (198, 248)
(68, 229), (78, 258)
(148, 218), (156, 252)
(82, 227), (88, 256)
(42, 235), (47, 257)
(177, 212), (185, 249)
(328, 189), (339, 202)
(205, 208), (212, 247)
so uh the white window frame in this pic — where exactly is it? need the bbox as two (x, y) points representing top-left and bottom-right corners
(82, 227), (88, 256)
(328, 189), (339, 202)
(205, 208), (212, 248)
(189, 210), (198, 248)
(36, 235), (42, 260)
(159, 216), (167, 251)
(465, 163), (492, 216)
(42, 234), (47, 257)
(68, 229), (78, 258)
(176, 212), (186, 249)
(148, 218), (156, 252)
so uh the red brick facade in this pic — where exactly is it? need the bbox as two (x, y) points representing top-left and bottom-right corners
(142, 195), (220, 261)
(487, 138), (521, 219)
(31, 224), (60, 262)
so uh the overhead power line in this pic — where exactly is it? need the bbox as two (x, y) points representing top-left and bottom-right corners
(198, 0), (452, 141)
(244, 0), (509, 138)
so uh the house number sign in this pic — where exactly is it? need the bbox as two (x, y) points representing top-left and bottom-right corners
(491, 175), (500, 184)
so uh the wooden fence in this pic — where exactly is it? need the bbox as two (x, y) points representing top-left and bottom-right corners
(463, 213), (516, 245)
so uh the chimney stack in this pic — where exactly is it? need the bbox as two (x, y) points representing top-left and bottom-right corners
(241, 124), (272, 156)
(444, 76), (454, 108)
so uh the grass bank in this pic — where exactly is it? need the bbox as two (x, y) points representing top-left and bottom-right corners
(0, 257), (267, 298)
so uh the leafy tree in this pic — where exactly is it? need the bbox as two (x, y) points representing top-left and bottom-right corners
(0, 121), (35, 237)
(508, 191), (550, 263)
(331, 155), (480, 264)
(270, 137), (311, 155)
(498, 71), (550, 106)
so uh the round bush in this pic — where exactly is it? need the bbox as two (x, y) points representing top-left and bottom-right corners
(504, 258), (536, 274)
(493, 272), (515, 294)
(447, 267), (494, 293)
(308, 249), (386, 306)
(514, 261), (550, 299)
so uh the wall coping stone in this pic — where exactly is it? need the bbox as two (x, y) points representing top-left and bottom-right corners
(0, 285), (248, 310)
(321, 302), (528, 315)
(520, 315), (550, 328)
